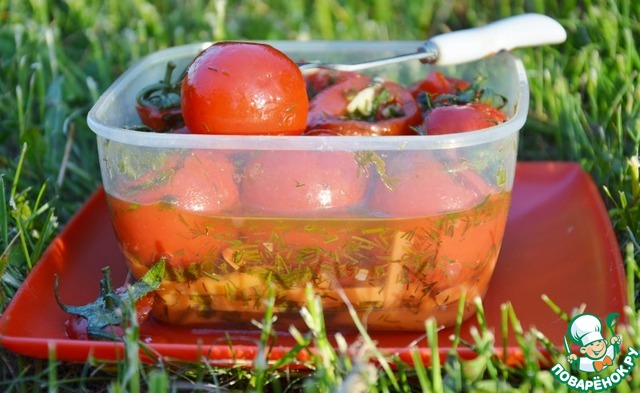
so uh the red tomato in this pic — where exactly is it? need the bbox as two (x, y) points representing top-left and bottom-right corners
(123, 150), (240, 211)
(422, 102), (509, 135)
(408, 70), (471, 101)
(108, 151), (239, 268)
(423, 212), (505, 293)
(367, 152), (486, 217)
(64, 315), (91, 340)
(306, 76), (422, 136)
(135, 61), (184, 133)
(409, 190), (510, 295)
(303, 69), (359, 99)
(367, 153), (507, 296)
(181, 42), (309, 135)
(240, 150), (368, 216)
(135, 104), (183, 132)
(158, 150), (240, 214)
(109, 200), (237, 270)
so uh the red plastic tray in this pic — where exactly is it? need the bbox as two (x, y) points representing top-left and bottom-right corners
(0, 162), (626, 366)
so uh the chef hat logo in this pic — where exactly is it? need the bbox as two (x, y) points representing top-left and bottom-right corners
(568, 313), (604, 346)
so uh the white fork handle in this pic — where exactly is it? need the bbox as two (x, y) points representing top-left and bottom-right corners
(429, 13), (567, 66)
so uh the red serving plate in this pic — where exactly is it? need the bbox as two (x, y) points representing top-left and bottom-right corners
(0, 162), (626, 367)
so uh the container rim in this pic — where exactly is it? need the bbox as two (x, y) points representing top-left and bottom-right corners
(87, 41), (529, 151)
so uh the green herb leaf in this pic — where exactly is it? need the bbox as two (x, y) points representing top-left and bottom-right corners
(54, 258), (165, 340)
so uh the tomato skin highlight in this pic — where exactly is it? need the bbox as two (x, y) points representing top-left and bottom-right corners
(181, 42), (309, 135)
(423, 102), (509, 135)
(306, 76), (422, 136)
(240, 150), (368, 216)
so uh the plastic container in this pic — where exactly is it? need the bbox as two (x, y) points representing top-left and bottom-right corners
(87, 41), (529, 331)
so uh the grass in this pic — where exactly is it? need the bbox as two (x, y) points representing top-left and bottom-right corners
(1, 0), (639, 391)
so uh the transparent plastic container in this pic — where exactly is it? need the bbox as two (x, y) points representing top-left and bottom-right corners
(87, 41), (529, 331)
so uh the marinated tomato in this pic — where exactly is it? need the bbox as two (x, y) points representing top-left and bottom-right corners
(408, 70), (471, 102)
(135, 62), (184, 133)
(240, 150), (368, 216)
(306, 76), (422, 136)
(181, 42), (309, 135)
(385, 192), (510, 311)
(422, 204), (508, 294)
(368, 152), (488, 217)
(365, 151), (510, 309)
(303, 69), (359, 99)
(131, 150), (240, 214)
(422, 102), (509, 135)
(107, 150), (239, 270)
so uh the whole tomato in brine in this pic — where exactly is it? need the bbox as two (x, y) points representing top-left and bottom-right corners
(238, 150), (371, 281)
(108, 150), (239, 270)
(367, 152), (487, 217)
(240, 150), (368, 216)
